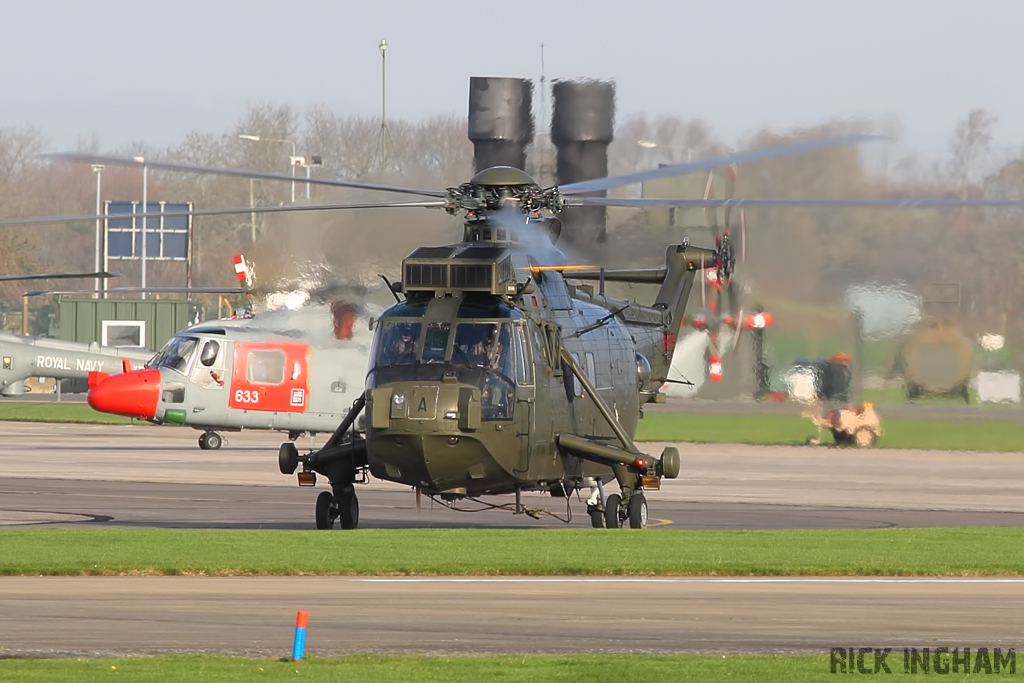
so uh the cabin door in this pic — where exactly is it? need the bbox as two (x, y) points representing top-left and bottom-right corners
(228, 340), (310, 413)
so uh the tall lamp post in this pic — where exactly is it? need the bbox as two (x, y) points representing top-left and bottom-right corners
(239, 134), (297, 203)
(132, 156), (148, 300)
(92, 164), (104, 298)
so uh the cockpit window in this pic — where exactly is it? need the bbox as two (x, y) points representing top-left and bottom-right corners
(453, 323), (514, 378)
(150, 336), (198, 375)
(376, 321), (421, 366)
(421, 323), (451, 363)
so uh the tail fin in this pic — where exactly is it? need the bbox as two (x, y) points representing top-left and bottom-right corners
(654, 243), (716, 344)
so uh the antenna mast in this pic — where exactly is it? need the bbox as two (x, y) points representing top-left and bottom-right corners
(537, 43), (553, 185)
(374, 39), (397, 173)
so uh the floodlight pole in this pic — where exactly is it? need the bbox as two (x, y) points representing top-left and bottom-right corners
(381, 39), (387, 171)
(140, 161), (148, 300)
(92, 165), (103, 299)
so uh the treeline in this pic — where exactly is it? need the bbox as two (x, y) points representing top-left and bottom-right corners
(0, 104), (1020, 342)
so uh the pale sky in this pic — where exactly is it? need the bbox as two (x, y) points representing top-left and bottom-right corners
(3, 0), (1022, 161)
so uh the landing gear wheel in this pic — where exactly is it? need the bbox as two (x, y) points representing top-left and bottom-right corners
(337, 487), (359, 530)
(628, 493), (648, 529)
(315, 491), (336, 530)
(200, 432), (222, 450)
(198, 434), (209, 450)
(604, 493), (622, 529)
(588, 506), (606, 528)
(278, 442), (299, 475)
(854, 428), (877, 447)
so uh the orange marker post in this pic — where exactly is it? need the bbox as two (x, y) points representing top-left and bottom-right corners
(292, 610), (309, 661)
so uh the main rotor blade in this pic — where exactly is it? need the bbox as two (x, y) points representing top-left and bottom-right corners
(558, 134), (882, 195)
(0, 271), (120, 282)
(578, 197), (1024, 209)
(0, 200), (446, 228)
(25, 286), (246, 297)
(42, 153), (448, 198)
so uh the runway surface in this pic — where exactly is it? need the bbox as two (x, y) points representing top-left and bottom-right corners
(3, 421), (1024, 656)
(2, 576), (1023, 657)
(3, 422), (1024, 529)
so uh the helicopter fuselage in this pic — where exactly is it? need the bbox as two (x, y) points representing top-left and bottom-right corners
(363, 291), (641, 496)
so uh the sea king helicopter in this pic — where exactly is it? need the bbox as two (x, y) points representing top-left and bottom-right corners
(19, 133), (1024, 528)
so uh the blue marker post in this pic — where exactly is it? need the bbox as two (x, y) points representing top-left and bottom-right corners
(292, 610), (309, 661)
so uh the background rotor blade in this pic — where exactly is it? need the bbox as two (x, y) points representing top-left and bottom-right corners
(0, 200), (447, 228)
(557, 134), (882, 195)
(42, 153), (448, 198)
(25, 286), (246, 297)
(579, 197), (1024, 209)
(0, 271), (120, 282)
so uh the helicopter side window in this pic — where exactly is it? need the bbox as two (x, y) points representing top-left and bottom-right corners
(247, 350), (285, 385)
(514, 325), (533, 386)
(421, 323), (451, 363)
(199, 340), (220, 367)
(377, 322), (421, 366)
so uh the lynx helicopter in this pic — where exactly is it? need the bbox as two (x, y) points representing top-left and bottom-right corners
(22, 259), (378, 450)
(32, 132), (1024, 528)
(0, 271), (156, 397)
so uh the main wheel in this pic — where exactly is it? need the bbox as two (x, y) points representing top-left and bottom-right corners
(315, 491), (335, 530)
(604, 493), (622, 529)
(628, 493), (648, 529)
(204, 432), (223, 450)
(338, 488), (359, 530)
(198, 434), (209, 450)
(589, 507), (606, 528)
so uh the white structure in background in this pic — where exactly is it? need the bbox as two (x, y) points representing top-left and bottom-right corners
(980, 333), (1005, 351)
(784, 366), (819, 404)
(976, 371), (1021, 403)
(661, 330), (710, 398)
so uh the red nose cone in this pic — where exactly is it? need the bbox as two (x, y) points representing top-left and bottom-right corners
(88, 369), (161, 419)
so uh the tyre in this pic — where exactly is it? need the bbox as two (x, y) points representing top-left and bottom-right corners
(198, 434), (209, 450)
(628, 493), (648, 529)
(604, 493), (622, 529)
(338, 488), (359, 530)
(279, 442), (299, 475)
(854, 428), (877, 447)
(589, 507), (606, 528)
(315, 491), (335, 530)
(204, 432), (223, 450)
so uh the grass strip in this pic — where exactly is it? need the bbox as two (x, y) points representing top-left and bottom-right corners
(635, 412), (1024, 450)
(2, 527), (1024, 576)
(2, 653), (1003, 682)
(0, 401), (132, 424)
(2, 402), (1022, 452)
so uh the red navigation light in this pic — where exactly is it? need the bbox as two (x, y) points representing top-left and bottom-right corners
(635, 457), (646, 470)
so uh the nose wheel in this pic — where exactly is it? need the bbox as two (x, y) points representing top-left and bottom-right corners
(198, 431), (223, 450)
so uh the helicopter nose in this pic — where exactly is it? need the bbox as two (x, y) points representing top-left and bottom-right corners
(88, 369), (161, 419)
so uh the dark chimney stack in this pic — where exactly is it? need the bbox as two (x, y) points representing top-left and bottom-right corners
(551, 79), (616, 245)
(467, 77), (534, 172)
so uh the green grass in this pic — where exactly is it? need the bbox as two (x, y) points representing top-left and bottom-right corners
(3, 527), (1024, 576)
(4, 653), (1011, 682)
(0, 401), (133, 424)
(635, 412), (1024, 450)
